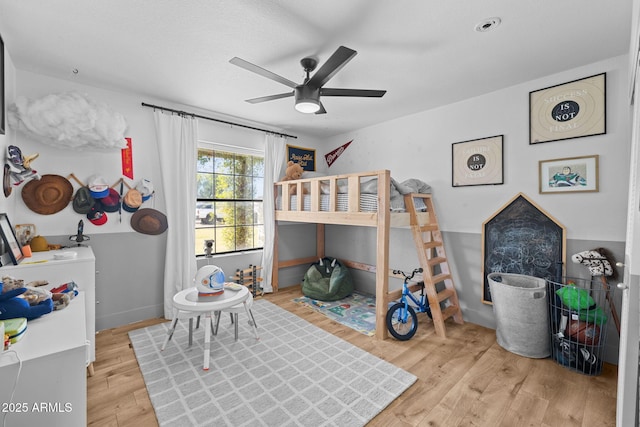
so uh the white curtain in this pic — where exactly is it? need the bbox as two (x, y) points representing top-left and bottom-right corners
(154, 110), (198, 318)
(261, 134), (286, 293)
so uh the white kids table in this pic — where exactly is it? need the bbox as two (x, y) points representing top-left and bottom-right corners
(162, 285), (250, 370)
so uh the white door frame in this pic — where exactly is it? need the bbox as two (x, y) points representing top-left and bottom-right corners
(618, 47), (640, 426)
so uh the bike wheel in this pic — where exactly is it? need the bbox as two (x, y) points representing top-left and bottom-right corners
(386, 302), (418, 340)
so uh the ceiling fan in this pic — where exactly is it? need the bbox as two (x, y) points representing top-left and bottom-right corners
(229, 46), (386, 114)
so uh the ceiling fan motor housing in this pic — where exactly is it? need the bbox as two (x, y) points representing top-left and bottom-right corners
(294, 85), (321, 113)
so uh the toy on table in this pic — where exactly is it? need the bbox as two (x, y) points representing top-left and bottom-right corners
(195, 265), (225, 297)
(1, 317), (27, 345)
(0, 276), (79, 320)
(0, 277), (53, 321)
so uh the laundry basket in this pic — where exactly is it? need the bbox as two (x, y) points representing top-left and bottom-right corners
(487, 272), (550, 358)
(547, 277), (615, 376)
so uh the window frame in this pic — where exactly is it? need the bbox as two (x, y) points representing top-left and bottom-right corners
(195, 142), (264, 256)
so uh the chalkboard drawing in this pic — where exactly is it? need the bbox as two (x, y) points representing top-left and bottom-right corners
(481, 193), (566, 304)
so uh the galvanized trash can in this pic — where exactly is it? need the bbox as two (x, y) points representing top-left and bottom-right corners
(487, 272), (550, 358)
(547, 277), (615, 376)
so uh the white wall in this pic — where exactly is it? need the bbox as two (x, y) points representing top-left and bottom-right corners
(323, 55), (632, 242)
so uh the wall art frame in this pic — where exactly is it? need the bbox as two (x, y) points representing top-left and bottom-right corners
(452, 135), (503, 187)
(539, 154), (599, 194)
(286, 144), (316, 171)
(529, 73), (606, 144)
(0, 32), (4, 135)
(0, 213), (23, 266)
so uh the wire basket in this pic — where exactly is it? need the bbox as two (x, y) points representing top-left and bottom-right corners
(547, 277), (616, 376)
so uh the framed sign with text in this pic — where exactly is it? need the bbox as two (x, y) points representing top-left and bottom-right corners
(452, 135), (503, 187)
(287, 144), (315, 171)
(529, 73), (606, 144)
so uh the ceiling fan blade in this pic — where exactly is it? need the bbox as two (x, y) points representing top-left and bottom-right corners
(246, 92), (294, 104)
(315, 102), (327, 115)
(306, 46), (357, 88)
(230, 57), (298, 89)
(321, 88), (386, 98)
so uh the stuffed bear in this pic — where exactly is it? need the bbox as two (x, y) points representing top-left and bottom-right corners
(281, 161), (306, 195)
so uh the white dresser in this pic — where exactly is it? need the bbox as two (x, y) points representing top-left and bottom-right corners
(0, 293), (87, 426)
(0, 246), (96, 364)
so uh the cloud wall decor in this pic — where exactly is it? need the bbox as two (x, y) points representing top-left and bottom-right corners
(8, 92), (129, 150)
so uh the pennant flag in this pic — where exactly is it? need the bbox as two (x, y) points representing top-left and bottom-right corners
(325, 139), (352, 167)
(121, 137), (133, 179)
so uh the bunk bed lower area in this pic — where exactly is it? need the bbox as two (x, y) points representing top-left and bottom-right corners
(272, 169), (464, 340)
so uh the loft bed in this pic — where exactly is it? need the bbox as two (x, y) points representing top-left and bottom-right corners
(272, 169), (433, 340)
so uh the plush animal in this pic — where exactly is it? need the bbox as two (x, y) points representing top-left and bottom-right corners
(281, 161), (306, 194)
(0, 278), (53, 321)
(0, 276), (76, 320)
(571, 248), (616, 278)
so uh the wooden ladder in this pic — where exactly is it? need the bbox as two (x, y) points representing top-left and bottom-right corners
(405, 193), (464, 338)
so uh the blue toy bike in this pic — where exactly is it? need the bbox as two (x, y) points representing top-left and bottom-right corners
(386, 268), (432, 340)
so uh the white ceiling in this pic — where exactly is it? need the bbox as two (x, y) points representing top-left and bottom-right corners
(0, 1), (633, 139)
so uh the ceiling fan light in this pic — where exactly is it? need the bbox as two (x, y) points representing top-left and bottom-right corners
(294, 86), (321, 113)
(295, 99), (320, 113)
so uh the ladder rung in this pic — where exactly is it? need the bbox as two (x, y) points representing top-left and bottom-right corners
(436, 288), (455, 303)
(427, 257), (447, 267)
(441, 304), (460, 321)
(423, 241), (442, 250)
(430, 273), (452, 286)
(419, 224), (438, 232)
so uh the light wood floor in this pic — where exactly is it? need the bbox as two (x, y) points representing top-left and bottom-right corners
(87, 286), (618, 426)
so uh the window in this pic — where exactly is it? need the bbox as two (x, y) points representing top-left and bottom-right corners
(195, 146), (264, 256)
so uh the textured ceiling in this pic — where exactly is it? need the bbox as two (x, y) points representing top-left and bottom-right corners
(0, 1), (633, 138)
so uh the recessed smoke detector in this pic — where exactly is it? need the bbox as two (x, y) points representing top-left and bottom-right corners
(475, 17), (501, 32)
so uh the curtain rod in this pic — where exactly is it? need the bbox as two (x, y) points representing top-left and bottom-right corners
(141, 102), (297, 139)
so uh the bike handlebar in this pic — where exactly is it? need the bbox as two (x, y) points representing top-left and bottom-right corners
(392, 268), (423, 280)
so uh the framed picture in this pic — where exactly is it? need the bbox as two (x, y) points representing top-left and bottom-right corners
(539, 155), (599, 194)
(287, 144), (316, 171)
(0, 213), (23, 265)
(0, 33), (4, 135)
(452, 135), (503, 187)
(529, 73), (606, 144)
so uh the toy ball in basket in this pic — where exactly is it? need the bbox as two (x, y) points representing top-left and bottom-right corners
(195, 265), (225, 297)
(566, 319), (601, 345)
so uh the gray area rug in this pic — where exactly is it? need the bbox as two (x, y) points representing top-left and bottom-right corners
(129, 299), (416, 427)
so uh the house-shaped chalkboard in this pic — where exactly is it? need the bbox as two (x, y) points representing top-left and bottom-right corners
(481, 192), (566, 304)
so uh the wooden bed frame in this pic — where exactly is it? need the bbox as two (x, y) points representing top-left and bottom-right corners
(272, 169), (429, 340)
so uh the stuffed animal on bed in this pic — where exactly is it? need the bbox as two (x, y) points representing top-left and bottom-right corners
(281, 161), (306, 195)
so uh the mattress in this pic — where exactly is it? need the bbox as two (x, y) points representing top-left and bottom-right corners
(276, 193), (426, 212)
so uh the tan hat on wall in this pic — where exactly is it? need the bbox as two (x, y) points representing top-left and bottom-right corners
(123, 188), (143, 212)
(21, 174), (73, 215)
